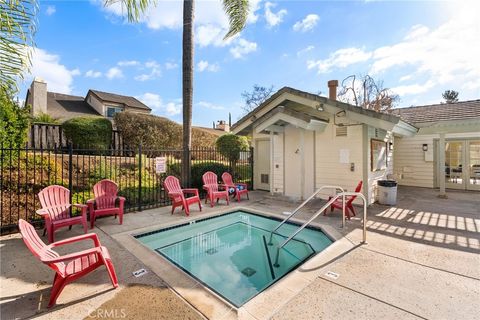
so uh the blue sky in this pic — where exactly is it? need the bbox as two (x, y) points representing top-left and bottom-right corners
(19, 0), (480, 127)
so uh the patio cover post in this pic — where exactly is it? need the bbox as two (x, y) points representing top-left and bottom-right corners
(270, 131), (274, 195)
(438, 133), (447, 198)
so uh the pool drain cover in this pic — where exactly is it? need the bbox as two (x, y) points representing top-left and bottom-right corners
(241, 267), (256, 277)
(205, 248), (218, 255)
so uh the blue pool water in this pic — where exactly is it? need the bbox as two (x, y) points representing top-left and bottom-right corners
(135, 211), (332, 307)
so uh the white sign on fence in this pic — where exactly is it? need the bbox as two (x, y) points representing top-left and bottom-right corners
(155, 157), (166, 173)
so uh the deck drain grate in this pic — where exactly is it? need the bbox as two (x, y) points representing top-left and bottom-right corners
(241, 267), (257, 277)
(205, 248), (218, 255)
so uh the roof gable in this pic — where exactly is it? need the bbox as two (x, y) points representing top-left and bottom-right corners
(46, 92), (101, 121)
(87, 90), (151, 111)
(232, 87), (417, 136)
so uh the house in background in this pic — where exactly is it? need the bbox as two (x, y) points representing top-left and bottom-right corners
(25, 78), (151, 122)
(232, 81), (479, 204)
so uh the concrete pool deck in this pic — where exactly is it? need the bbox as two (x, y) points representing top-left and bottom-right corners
(1, 186), (479, 319)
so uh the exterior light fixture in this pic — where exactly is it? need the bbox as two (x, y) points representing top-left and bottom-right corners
(389, 142), (393, 150)
(422, 144), (428, 151)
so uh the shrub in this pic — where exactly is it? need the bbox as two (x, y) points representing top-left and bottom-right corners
(216, 134), (249, 163)
(32, 112), (59, 124)
(168, 161), (229, 190)
(216, 134), (249, 176)
(0, 86), (30, 151)
(62, 116), (112, 149)
(114, 112), (218, 150)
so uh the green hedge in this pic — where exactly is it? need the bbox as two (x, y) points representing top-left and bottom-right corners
(62, 116), (112, 149)
(114, 112), (218, 150)
(169, 161), (229, 190)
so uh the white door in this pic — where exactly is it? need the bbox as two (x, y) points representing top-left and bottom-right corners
(443, 139), (480, 191)
(284, 127), (315, 200)
(255, 139), (270, 190)
(467, 140), (480, 191)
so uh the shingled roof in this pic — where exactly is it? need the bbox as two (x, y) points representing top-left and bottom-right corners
(88, 90), (151, 111)
(46, 92), (101, 121)
(392, 100), (480, 124)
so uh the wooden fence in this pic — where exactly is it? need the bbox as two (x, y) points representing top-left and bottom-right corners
(28, 123), (123, 150)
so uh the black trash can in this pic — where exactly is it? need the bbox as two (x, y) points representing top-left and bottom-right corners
(377, 180), (398, 205)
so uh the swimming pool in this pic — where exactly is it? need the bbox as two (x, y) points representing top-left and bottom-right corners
(135, 211), (333, 307)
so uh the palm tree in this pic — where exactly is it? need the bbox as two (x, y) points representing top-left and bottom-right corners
(0, 0), (37, 91)
(111, 0), (249, 185)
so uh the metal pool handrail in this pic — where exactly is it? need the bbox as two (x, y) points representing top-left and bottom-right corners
(267, 185), (345, 245)
(273, 191), (368, 267)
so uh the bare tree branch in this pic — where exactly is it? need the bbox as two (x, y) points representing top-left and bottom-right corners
(338, 74), (399, 112)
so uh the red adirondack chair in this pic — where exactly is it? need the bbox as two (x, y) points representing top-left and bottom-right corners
(164, 176), (202, 216)
(202, 171), (229, 207)
(324, 181), (363, 220)
(87, 179), (125, 229)
(222, 172), (249, 202)
(18, 219), (118, 308)
(37, 185), (88, 243)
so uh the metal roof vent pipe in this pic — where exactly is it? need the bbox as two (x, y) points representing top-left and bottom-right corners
(328, 80), (338, 101)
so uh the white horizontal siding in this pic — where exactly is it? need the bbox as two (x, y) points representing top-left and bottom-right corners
(315, 122), (363, 200)
(272, 133), (284, 194)
(393, 134), (437, 188)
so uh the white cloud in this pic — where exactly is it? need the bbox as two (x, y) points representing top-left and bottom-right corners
(369, 5), (480, 97)
(399, 75), (412, 82)
(197, 101), (224, 110)
(164, 101), (182, 116)
(134, 60), (161, 81)
(308, 4), (480, 99)
(264, 2), (287, 28)
(197, 60), (220, 72)
(70, 68), (81, 76)
(297, 45), (315, 56)
(106, 67), (124, 79)
(136, 93), (181, 116)
(196, 24), (237, 48)
(307, 47), (372, 73)
(230, 39), (257, 59)
(165, 62), (178, 70)
(27, 48), (79, 94)
(293, 14), (319, 32)
(390, 81), (435, 96)
(46, 5), (56, 16)
(85, 70), (102, 78)
(118, 60), (140, 67)
(247, 0), (263, 24)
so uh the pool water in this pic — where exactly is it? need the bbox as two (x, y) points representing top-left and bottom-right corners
(136, 211), (332, 307)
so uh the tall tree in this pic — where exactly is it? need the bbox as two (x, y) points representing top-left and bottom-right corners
(241, 84), (275, 115)
(442, 90), (459, 103)
(337, 74), (399, 112)
(111, 0), (249, 185)
(0, 0), (37, 91)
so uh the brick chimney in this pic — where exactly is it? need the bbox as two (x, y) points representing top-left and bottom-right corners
(328, 80), (338, 101)
(216, 120), (230, 132)
(30, 78), (48, 116)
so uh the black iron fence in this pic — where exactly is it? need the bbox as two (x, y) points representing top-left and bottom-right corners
(0, 144), (253, 234)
